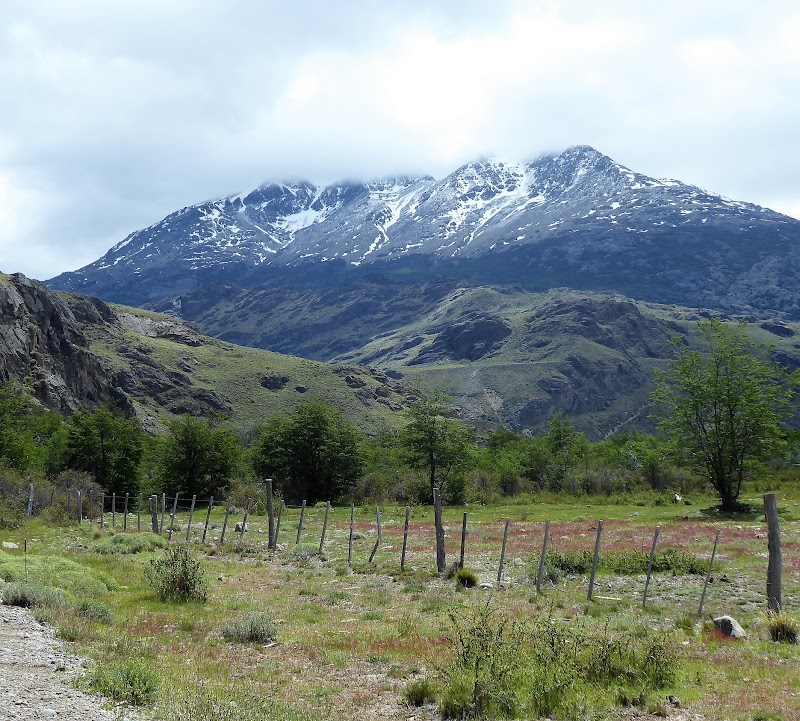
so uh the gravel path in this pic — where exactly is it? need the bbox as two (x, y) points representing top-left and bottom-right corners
(0, 603), (145, 721)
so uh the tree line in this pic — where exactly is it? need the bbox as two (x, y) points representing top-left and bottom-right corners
(1, 318), (797, 512)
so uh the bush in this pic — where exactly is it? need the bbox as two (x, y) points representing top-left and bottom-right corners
(437, 600), (679, 720)
(90, 658), (160, 705)
(73, 598), (113, 624)
(1, 581), (67, 609)
(404, 677), (437, 706)
(222, 611), (278, 644)
(766, 612), (799, 644)
(146, 544), (207, 603)
(94, 532), (168, 555)
(0, 550), (117, 597)
(291, 543), (319, 560)
(455, 568), (479, 589)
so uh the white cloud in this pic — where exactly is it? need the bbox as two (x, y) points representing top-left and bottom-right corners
(0, 0), (799, 278)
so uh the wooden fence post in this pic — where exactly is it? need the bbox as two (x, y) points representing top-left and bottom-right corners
(26, 484), (34, 518)
(168, 495), (179, 540)
(698, 529), (720, 617)
(588, 520), (604, 601)
(67, 490), (72, 519)
(348, 503), (355, 566)
(497, 518), (510, 585)
(160, 493), (166, 534)
(202, 496), (214, 543)
(297, 500), (306, 544)
(765, 493), (782, 613)
(137, 495), (142, 531)
(100, 495), (105, 529)
(77, 490), (82, 525)
(275, 501), (284, 547)
(220, 499), (232, 544)
(111, 493), (115, 528)
(266, 479), (275, 550)
(401, 506), (410, 571)
(239, 501), (251, 540)
(89, 489), (94, 525)
(459, 512), (468, 569)
(149, 495), (159, 534)
(536, 520), (551, 593)
(433, 488), (446, 576)
(123, 493), (129, 531)
(368, 506), (382, 563)
(186, 495), (197, 542)
(642, 526), (661, 609)
(318, 501), (330, 556)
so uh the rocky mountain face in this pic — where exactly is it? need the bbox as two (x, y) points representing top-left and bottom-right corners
(0, 273), (410, 432)
(0, 273), (131, 414)
(48, 146), (800, 318)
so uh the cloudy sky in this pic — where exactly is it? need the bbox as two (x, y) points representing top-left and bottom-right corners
(1, 0), (799, 280)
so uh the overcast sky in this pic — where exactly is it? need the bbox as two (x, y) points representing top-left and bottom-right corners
(2, 0), (799, 280)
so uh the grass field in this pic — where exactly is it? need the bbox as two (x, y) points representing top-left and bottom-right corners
(1, 490), (799, 720)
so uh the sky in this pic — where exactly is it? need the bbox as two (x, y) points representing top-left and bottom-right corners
(1, 0), (799, 280)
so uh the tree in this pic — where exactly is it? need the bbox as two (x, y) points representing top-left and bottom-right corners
(251, 400), (364, 504)
(64, 405), (143, 494)
(544, 411), (588, 489)
(400, 384), (475, 504)
(158, 415), (242, 498)
(652, 318), (797, 511)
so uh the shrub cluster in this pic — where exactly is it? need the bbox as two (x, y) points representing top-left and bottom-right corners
(221, 611), (278, 644)
(90, 658), (160, 705)
(435, 600), (677, 719)
(145, 544), (207, 603)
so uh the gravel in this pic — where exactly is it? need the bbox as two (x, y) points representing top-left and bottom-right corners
(0, 602), (147, 721)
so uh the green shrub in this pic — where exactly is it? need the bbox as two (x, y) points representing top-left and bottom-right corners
(404, 677), (437, 706)
(455, 568), (479, 589)
(90, 658), (160, 705)
(93, 532), (168, 555)
(291, 543), (319, 560)
(437, 600), (679, 720)
(1, 581), (67, 609)
(222, 611), (278, 644)
(0, 550), (117, 597)
(145, 544), (207, 603)
(73, 598), (113, 624)
(766, 612), (799, 644)
(0, 498), (24, 530)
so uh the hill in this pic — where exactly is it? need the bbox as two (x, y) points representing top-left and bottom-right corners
(0, 273), (408, 433)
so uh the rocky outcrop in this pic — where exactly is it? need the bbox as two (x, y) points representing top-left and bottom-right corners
(0, 274), (131, 414)
(410, 313), (512, 364)
(0, 273), (228, 419)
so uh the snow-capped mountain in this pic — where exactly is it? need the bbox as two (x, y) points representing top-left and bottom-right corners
(48, 145), (800, 316)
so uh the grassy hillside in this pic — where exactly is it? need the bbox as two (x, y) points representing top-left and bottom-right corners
(62, 296), (410, 434)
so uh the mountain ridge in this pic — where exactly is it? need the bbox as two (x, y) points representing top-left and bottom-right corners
(48, 145), (800, 318)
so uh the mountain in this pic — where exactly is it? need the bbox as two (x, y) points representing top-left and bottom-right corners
(0, 273), (409, 433)
(153, 278), (800, 438)
(48, 145), (800, 318)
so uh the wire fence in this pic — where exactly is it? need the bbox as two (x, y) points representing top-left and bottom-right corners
(5, 483), (793, 615)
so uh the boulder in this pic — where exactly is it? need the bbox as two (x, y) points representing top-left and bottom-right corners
(713, 615), (746, 639)
(1, 541), (19, 550)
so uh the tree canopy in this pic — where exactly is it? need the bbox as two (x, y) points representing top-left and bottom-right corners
(652, 318), (797, 511)
(251, 400), (364, 505)
(399, 383), (474, 504)
(158, 415), (242, 498)
(63, 404), (144, 495)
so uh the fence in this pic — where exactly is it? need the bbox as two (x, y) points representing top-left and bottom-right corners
(5, 484), (792, 615)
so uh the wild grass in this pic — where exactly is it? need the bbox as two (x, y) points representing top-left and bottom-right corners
(221, 611), (278, 644)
